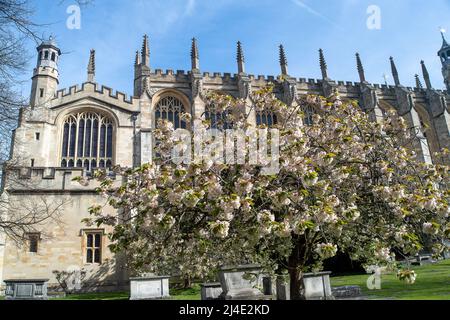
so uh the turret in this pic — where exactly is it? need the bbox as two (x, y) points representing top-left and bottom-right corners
(30, 36), (61, 108)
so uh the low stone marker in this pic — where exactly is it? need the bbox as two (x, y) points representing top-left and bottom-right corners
(200, 282), (222, 300)
(276, 276), (290, 300)
(332, 285), (362, 299)
(129, 275), (170, 300)
(262, 276), (290, 300)
(218, 264), (268, 300)
(302, 272), (334, 300)
(3, 279), (49, 300)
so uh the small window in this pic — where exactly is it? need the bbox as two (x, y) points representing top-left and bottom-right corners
(85, 231), (102, 264)
(44, 51), (49, 59)
(28, 233), (40, 253)
(30, 159), (35, 167)
(39, 88), (44, 98)
(51, 52), (56, 61)
(35, 132), (40, 140)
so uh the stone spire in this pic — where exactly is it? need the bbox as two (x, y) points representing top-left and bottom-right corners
(415, 74), (423, 89)
(279, 44), (288, 76)
(356, 53), (366, 83)
(141, 34), (150, 67)
(237, 41), (245, 74)
(87, 49), (95, 82)
(191, 37), (200, 71)
(390, 56), (400, 86)
(319, 48), (328, 79)
(441, 29), (449, 48)
(421, 60), (433, 89)
(135, 50), (140, 66)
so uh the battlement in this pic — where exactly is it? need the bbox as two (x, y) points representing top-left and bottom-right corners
(54, 82), (137, 105)
(6, 167), (121, 193)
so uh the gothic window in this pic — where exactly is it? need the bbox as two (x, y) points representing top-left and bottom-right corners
(27, 233), (40, 253)
(302, 105), (315, 126)
(256, 110), (278, 127)
(205, 103), (233, 130)
(155, 96), (186, 129)
(60, 111), (114, 171)
(84, 231), (102, 264)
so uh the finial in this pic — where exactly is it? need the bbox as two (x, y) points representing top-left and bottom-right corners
(135, 50), (140, 66)
(382, 73), (389, 85)
(390, 56), (400, 86)
(356, 53), (366, 83)
(141, 34), (150, 67)
(87, 49), (95, 82)
(319, 48), (328, 79)
(279, 44), (288, 76)
(440, 27), (449, 47)
(415, 74), (423, 89)
(421, 60), (433, 90)
(191, 38), (200, 71)
(237, 41), (245, 74)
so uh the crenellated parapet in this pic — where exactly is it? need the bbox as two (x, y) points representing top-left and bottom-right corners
(53, 82), (139, 106)
(4, 167), (122, 193)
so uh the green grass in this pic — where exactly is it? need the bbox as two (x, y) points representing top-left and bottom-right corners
(331, 259), (450, 300)
(169, 284), (201, 300)
(56, 291), (129, 300)
(53, 284), (201, 301)
(41, 260), (450, 300)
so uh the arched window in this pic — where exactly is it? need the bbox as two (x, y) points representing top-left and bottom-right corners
(60, 111), (114, 171)
(205, 103), (233, 129)
(302, 105), (315, 126)
(256, 110), (278, 127)
(155, 96), (186, 129)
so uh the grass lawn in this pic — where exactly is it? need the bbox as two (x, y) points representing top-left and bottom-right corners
(16, 260), (449, 300)
(330, 259), (450, 300)
(54, 284), (202, 300)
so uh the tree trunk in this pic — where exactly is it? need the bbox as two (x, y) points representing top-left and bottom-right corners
(288, 237), (306, 300)
(183, 275), (191, 289)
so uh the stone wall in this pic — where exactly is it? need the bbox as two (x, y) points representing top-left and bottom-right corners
(0, 192), (128, 292)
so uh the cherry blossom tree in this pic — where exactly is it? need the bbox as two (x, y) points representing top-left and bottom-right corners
(81, 86), (449, 299)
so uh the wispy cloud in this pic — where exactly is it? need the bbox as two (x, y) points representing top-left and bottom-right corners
(291, 0), (342, 29)
(185, 0), (196, 16)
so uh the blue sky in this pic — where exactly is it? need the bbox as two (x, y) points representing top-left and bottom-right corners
(21, 0), (450, 96)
